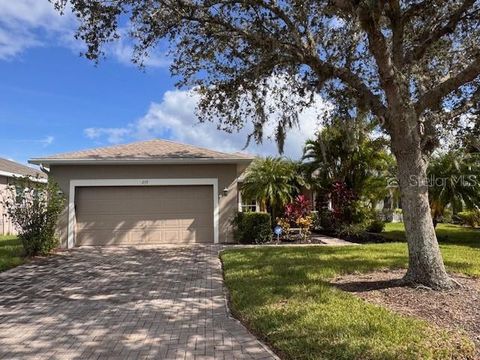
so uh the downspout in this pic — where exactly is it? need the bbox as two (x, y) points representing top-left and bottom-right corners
(39, 164), (50, 175)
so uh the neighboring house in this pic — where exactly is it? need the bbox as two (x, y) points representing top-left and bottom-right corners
(29, 139), (253, 247)
(0, 158), (46, 235)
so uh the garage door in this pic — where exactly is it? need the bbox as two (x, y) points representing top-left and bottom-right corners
(75, 186), (214, 246)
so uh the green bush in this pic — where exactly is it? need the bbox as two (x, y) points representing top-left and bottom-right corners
(3, 178), (65, 256)
(351, 201), (374, 224)
(337, 223), (367, 237)
(310, 211), (320, 230)
(318, 210), (335, 231)
(441, 207), (453, 224)
(457, 210), (480, 228)
(233, 212), (272, 244)
(366, 218), (385, 233)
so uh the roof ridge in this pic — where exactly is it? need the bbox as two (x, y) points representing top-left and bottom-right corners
(36, 139), (238, 158)
(30, 138), (255, 162)
(153, 138), (240, 157)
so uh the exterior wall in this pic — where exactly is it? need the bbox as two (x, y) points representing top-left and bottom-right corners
(0, 175), (18, 235)
(50, 164), (242, 247)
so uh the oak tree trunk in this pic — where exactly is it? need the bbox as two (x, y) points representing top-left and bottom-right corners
(390, 111), (453, 290)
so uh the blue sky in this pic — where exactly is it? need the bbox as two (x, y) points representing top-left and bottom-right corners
(0, 0), (325, 165)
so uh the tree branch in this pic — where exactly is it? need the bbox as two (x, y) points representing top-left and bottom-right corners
(305, 55), (387, 119)
(404, 0), (476, 64)
(430, 86), (480, 124)
(357, 3), (401, 110)
(402, 1), (431, 22)
(415, 57), (480, 114)
(386, 0), (404, 67)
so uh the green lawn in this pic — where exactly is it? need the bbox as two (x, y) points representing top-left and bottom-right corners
(221, 225), (479, 359)
(383, 222), (480, 248)
(0, 235), (24, 272)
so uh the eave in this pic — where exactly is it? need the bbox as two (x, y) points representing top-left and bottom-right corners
(28, 157), (254, 166)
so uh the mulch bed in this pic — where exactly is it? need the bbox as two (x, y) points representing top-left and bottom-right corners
(331, 270), (480, 355)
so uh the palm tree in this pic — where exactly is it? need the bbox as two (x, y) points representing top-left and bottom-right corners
(302, 116), (393, 209)
(428, 151), (480, 227)
(241, 157), (306, 220)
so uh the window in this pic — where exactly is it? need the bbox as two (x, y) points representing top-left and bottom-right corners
(241, 200), (258, 213)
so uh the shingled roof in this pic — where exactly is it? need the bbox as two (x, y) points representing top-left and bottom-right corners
(30, 139), (254, 165)
(0, 158), (46, 179)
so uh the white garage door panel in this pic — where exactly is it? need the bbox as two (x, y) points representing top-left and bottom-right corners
(76, 186), (214, 245)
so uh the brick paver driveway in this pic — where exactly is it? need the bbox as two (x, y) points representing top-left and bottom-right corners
(0, 246), (276, 360)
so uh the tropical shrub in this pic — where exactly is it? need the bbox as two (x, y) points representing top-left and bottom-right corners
(3, 178), (65, 256)
(441, 207), (453, 224)
(337, 223), (367, 238)
(366, 219), (386, 233)
(302, 116), (394, 209)
(350, 201), (376, 225)
(457, 210), (480, 228)
(296, 216), (313, 242)
(330, 181), (356, 224)
(233, 212), (272, 244)
(310, 211), (320, 230)
(428, 151), (480, 227)
(283, 195), (313, 242)
(276, 217), (291, 239)
(240, 157), (307, 220)
(284, 195), (311, 221)
(318, 209), (335, 231)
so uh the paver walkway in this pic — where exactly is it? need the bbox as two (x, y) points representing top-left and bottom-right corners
(310, 234), (359, 246)
(0, 246), (277, 360)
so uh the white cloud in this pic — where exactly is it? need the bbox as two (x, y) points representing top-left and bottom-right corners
(0, 0), (69, 29)
(0, 0), (73, 59)
(84, 89), (330, 159)
(0, 27), (40, 59)
(40, 135), (55, 147)
(0, 0), (169, 67)
(85, 128), (131, 144)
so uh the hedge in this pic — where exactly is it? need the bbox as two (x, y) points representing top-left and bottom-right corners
(233, 212), (272, 244)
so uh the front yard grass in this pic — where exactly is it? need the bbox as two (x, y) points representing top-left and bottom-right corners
(221, 235), (479, 359)
(383, 222), (480, 248)
(0, 235), (24, 272)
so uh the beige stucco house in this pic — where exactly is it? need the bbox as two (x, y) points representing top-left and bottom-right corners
(29, 139), (253, 248)
(0, 158), (46, 235)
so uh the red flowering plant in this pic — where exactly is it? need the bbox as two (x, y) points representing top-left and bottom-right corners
(284, 195), (310, 221)
(330, 181), (357, 224)
(282, 195), (313, 242)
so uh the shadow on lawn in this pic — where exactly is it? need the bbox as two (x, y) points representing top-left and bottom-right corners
(253, 246), (408, 272)
(0, 238), (22, 248)
(334, 278), (404, 292)
(384, 225), (480, 249)
(222, 246), (475, 359)
(224, 246), (409, 305)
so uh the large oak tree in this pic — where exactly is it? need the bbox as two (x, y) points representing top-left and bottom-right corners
(53, 0), (480, 289)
